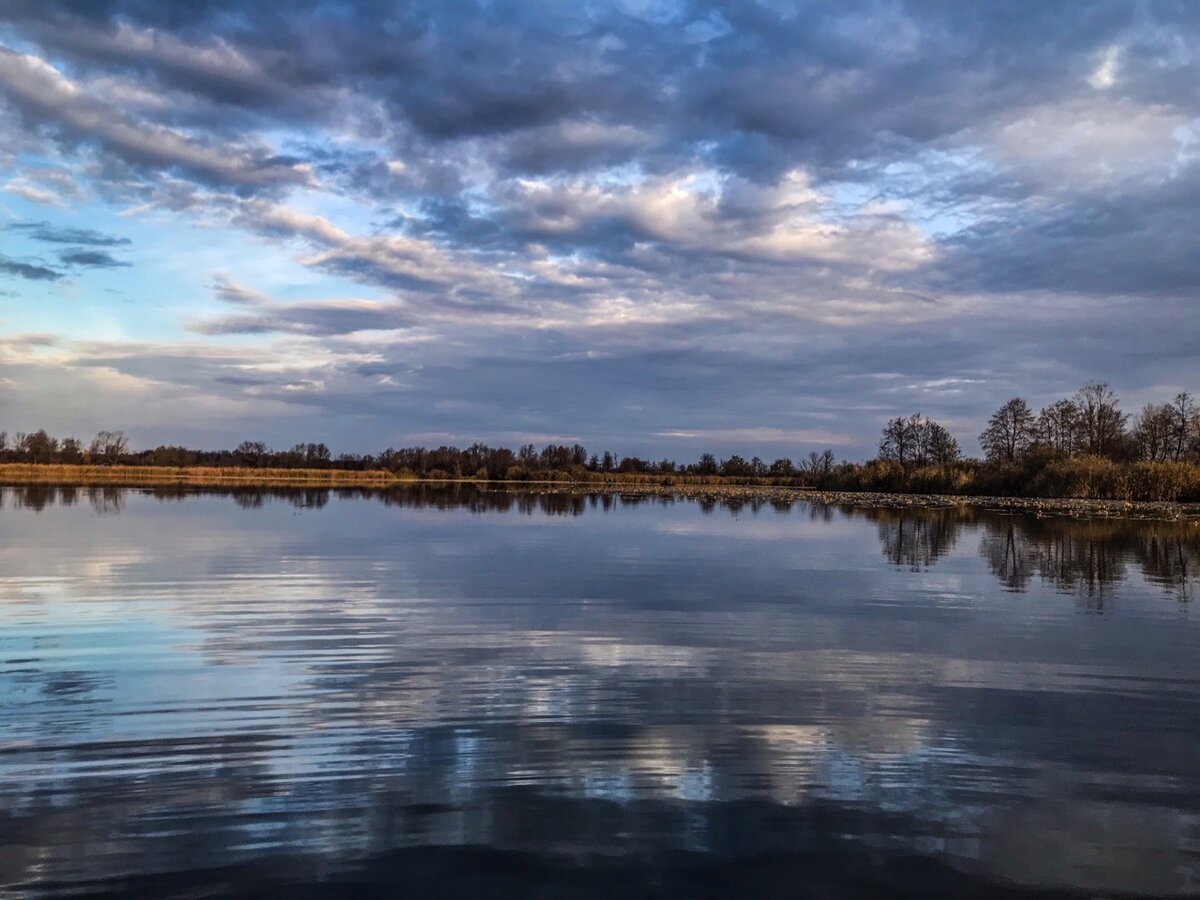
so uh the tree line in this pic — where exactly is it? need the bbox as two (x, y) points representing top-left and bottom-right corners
(860, 382), (1200, 501)
(868, 383), (1200, 470)
(0, 429), (833, 481)
(3, 381), (1199, 500)
(977, 383), (1198, 464)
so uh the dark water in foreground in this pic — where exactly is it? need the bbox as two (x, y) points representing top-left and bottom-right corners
(2, 485), (1199, 898)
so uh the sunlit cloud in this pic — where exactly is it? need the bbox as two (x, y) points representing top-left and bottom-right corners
(0, 1), (1197, 456)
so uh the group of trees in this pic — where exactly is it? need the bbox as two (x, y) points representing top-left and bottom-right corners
(877, 413), (961, 470)
(979, 383), (1199, 464)
(0, 430), (129, 465)
(4, 381), (1199, 501)
(0, 430), (828, 482)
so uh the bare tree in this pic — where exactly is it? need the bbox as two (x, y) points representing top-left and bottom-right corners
(90, 431), (129, 465)
(59, 437), (84, 464)
(1073, 382), (1127, 457)
(1132, 404), (1173, 462)
(1166, 392), (1197, 461)
(879, 415), (919, 470)
(925, 420), (961, 465)
(20, 430), (60, 463)
(1036, 399), (1078, 455)
(305, 442), (331, 465)
(234, 440), (268, 467)
(803, 449), (836, 477)
(880, 414), (958, 469)
(979, 397), (1036, 462)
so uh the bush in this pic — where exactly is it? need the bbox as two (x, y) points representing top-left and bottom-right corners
(1124, 461), (1200, 502)
(1026, 456), (1127, 500)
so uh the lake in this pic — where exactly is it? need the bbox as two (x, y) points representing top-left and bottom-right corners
(2, 485), (1199, 897)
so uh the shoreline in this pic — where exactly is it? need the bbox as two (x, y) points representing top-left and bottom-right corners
(2, 464), (1199, 520)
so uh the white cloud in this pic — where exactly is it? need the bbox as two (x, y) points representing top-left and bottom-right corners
(4, 179), (65, 207)
(0, 47), (310, 188)
(1088, 45), (1121, 90)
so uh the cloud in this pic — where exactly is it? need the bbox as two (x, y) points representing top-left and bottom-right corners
(0, 47), (311, 190)
(58, 248), (130, 268)
(192, 299), (413, 337)
(0, 254), (61, 281)
(498, 169), (933, 270)
(653, 428), (855, 446)
(0, 2), (1199, 453)
(4, 180), (67, 207)
(6, 221), (132, 247)
(211, 275), (270, 306)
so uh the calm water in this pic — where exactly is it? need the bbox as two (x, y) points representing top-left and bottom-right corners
(2, 486), (1199, 898)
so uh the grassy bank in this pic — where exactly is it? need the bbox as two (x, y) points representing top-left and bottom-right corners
(819, 455), (1200, 503)
(0, 463), (830, 489)
(0, 464), (409, 487)
(3, 463), (1200, 520)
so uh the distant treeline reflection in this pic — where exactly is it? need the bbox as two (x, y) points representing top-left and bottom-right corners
(3, 485), (1196, 600)
(858, 505), (1197, 603)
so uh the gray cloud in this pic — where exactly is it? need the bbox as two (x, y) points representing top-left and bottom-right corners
(211, 275), (269, 306)
(7, 222), (131, 246)
(58, 248), (131, 268)
(0, 46), (311, 191)
(0, 254), (61, 281)
(1, 1), (1198, 452)
(193, 300), (414, 337)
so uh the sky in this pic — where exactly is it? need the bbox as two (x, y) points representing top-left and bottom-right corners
(0, 1), (1197, 459)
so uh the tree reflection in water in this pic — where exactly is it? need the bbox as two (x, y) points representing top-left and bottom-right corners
(3, 484), (1199, 897)
(2, 484), (1196, 602)
(976, 516), (1198, 605)
(858, 506), (966, 571)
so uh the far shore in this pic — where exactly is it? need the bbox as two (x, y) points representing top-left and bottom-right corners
(3, 464), (1199, 520)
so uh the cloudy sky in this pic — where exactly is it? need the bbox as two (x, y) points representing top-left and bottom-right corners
(0, 1), (1197, 458)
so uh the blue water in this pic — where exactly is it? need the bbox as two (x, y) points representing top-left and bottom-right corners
(1, 486), (1198, 897)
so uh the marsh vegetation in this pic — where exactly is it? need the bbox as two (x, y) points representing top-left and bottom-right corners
(4, 383), (1199, 500)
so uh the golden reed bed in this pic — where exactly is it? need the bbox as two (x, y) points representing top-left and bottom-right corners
(0, 464), (409, 487)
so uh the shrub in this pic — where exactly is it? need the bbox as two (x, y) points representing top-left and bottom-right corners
(1123, 461), (1200, 502)
(1026, 456), (1127, 500)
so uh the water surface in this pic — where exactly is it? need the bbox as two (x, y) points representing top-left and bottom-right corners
(2, 486), (1199, 897)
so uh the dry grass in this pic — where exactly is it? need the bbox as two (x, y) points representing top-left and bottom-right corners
(0, 464), (798, 489)
(0, 464), (412, 487)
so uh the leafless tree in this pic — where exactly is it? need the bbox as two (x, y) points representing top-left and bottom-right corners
(1036, 399), (1078, 454)
(234, 440), (268, 467)
(1132, 404), (1173, 462)
(804, 449), (836, 477)
(879, 415), (919, 470)
(1073, 382), (1127, 457)
(59, 437), (84, 464)
(919, 419), (961, 466)
(20, 430), (60, 463)
(1166, 392), (1197, 461)
(979, 397), (1036, 462)
(89, 431), (129, 465)
(880, 414), (958, 469)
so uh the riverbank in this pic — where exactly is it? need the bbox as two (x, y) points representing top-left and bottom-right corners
(562, 484), (1200, 521)
(3, 464), (1200, 520)
(0, 463), (405, 487)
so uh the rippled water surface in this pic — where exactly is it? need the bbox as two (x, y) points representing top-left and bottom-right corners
(2, 485), (1199, 897)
